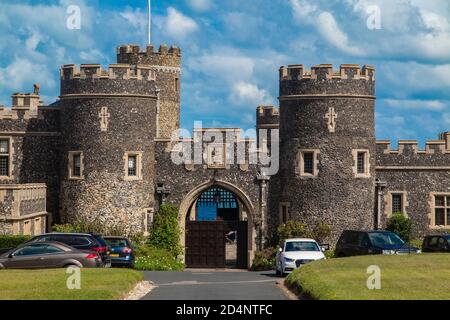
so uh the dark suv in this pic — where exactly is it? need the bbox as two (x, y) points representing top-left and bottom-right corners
(335, 230), (421, 257)
(28, 233), (111, 267)
(422, 235), (450, 253)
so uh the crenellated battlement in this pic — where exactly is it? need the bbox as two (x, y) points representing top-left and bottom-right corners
(60, 64), (156, 81)
(279, 64), (375, 81)
(0, 93), (58, 121)
(376, 140), (450, 155)
(116, 44), (181, 70)
(117, 44), (181, 57)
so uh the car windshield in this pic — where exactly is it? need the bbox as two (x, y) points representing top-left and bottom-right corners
(368, 232), (405, 247)
(285, 241), (319, 252)
(105, 239), (129, 248)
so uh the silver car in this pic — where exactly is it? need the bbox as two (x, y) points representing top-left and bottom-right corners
(0, 241), (102, 269)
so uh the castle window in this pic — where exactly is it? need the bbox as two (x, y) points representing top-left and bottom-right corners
(124, 152), (143, 181)
(392, 194), (403, 214)
(0, 139), (11, 178)
(298, 150), (319, 177)
(433, 195), (450, 227)
(385, 191), (408, 218)
(175, 77), (180, 92)
(68, 152), (84, 180)
(279, 203), (291, 224)
(352, 149), (370, 178)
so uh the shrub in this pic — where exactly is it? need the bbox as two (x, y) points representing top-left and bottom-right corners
(386, 213), (412, 242)
(311, 221), (332, 244)
(324, 248), (335, 259)
(147, 204), (182, 258)
(251, 247), (277, 271)
(134, 245), (185, 271)
(276, 221), (309, 245)
(0, 235), (31, 249)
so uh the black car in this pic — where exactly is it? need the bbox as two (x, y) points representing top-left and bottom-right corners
(28, 233), (111, 267)
(335, 230), (421, 258)
(104, 237), (135, 268)
(422, 235), (450, 253)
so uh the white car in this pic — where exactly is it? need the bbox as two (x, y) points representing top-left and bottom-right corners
(275, 238), (326, 276)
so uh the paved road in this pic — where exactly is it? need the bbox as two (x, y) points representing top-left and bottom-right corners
(142, 270), (289, 300)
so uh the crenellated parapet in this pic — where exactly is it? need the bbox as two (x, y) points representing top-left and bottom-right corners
(279, 64), (375, 98)
(60, 64), (156, 81)
(279, 64), (375, 81)
(376, 134), (450, 169)
(0, 93), (59, 123)
(60, 64), (159, 97)
(117, 44), (181, 71)
(256, 106), (280, 128)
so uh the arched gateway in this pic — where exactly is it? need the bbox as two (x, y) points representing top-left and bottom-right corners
(179, 180), (256, 269)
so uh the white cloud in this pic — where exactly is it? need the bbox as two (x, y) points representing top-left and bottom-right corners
(187, 0), (212, 12)
(231, 82), (274, 106)
(383, 99), (446, 111)
(165, 7), (199, 40)
(0, 58), (56, 92)
(316, 12), (365, 56)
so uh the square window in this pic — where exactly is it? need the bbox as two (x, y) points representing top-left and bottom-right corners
(357, 152), (366, 174)
(303, 152), (314, 175)
(128, 156), (137, 176)
(392, 194), (403, 214)
(73, 154), (81, 177)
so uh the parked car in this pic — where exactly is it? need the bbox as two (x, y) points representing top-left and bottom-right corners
(422, 235), (450, 253)
(0, 241), (102, 269)
(275, 238), (326, 276)
(27, 233), (111, 267)
(103, 236), (135, 268)
(335, 230), (421, 258)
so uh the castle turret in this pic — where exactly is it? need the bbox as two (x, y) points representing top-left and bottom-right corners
(117, 44), (181, 139)
(59, 63), (159, 233)
(278, 64), (376, 241)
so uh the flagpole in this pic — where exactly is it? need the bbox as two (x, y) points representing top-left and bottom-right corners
(148, 0), (152, 45)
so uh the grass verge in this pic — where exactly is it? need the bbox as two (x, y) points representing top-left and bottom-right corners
(0, 268), (143, 300)
(285, 254), (450, 300)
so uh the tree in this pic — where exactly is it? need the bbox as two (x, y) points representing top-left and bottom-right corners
(386, 213), (412, 242)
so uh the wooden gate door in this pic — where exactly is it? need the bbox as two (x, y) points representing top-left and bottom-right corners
(185, 221), (226, 268)
(236, 221), (248, 269)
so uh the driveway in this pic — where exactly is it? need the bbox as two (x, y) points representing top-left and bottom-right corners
(142, 270), (290, 300)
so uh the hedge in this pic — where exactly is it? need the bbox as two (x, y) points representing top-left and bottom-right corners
(0, 235), (31, 249)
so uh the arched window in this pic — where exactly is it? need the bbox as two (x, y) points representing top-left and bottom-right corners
(196, 187), (238, 221)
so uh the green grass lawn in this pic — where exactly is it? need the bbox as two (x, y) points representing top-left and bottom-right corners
(0, 269), (143, 300)
(285, 254), (450, 300)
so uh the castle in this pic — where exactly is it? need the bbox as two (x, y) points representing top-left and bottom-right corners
(1, 43), (449, 268)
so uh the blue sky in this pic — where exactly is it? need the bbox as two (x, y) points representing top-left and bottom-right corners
(0, 0), (449, 146)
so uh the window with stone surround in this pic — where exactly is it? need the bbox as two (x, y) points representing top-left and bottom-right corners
(0, 138), (11, 178)
(392, 194), (403, 214)
(68, 151), (84, 180)
(298, 150), (319, 177)
(124, 152), (143, 181)
(433, 195), (450, 227)
(279, 203), (291, 223)
(352, 149), (370, 178)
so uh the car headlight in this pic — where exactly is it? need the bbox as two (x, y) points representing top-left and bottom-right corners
(382, 250), (396, 255)
(284, 257), (295, 263)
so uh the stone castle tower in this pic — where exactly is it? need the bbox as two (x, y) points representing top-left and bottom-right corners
(117, 44), (181, 139)
(58, 44), (181, 233)
(278, 64), (376, 240)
